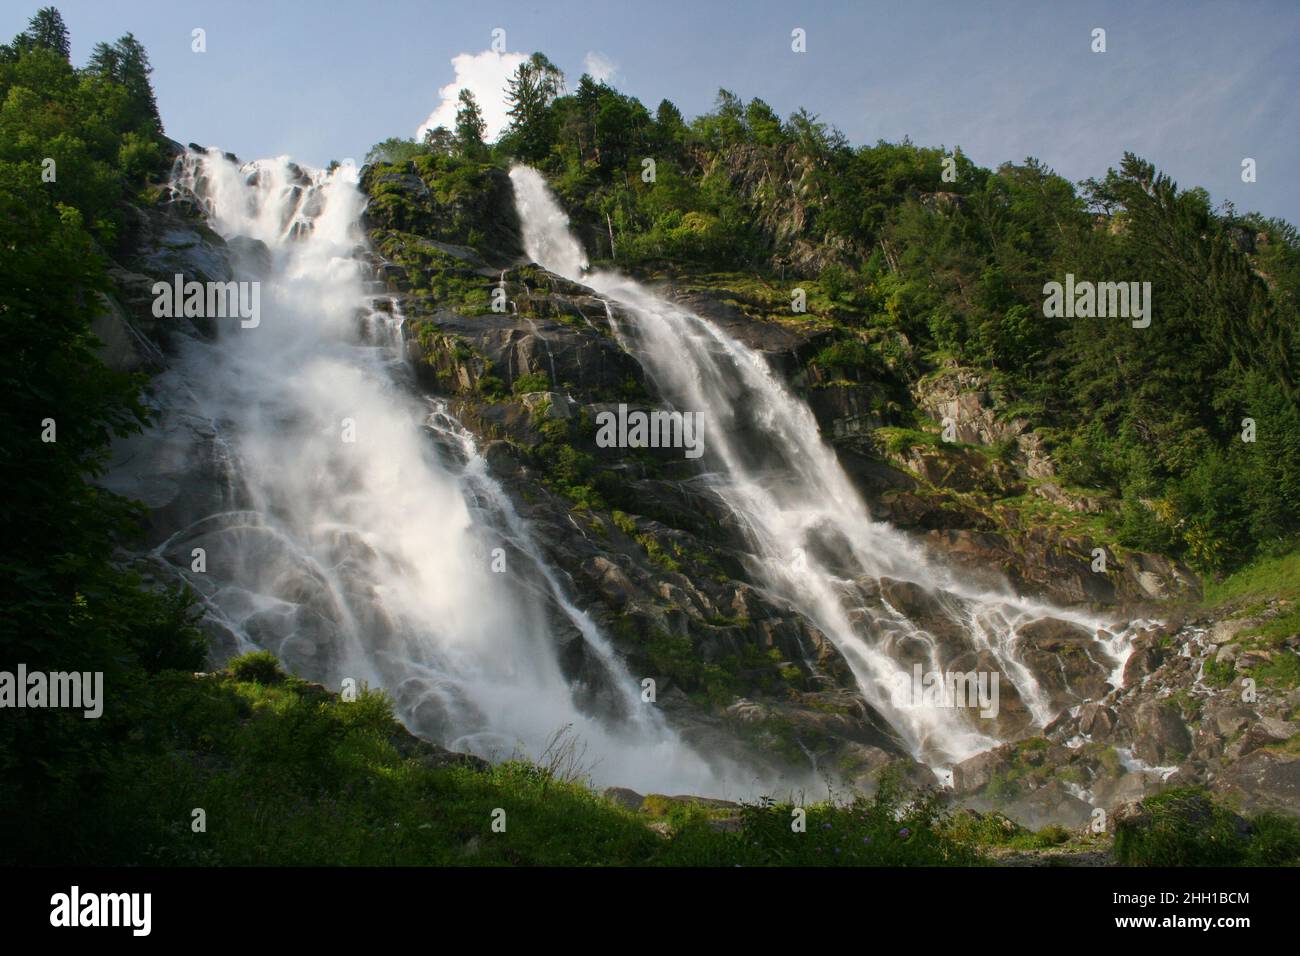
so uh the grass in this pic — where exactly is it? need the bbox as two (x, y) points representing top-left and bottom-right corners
(635, 532), (682, 572)
(993, 487), (1119, 541)
(512, 370), (551, 396)
(8, 651), (1296, 866)
(16, 653), (994, 866)
(1199, 543), (1300, 688)
(943, 811), (1084, 852)
(1113, 787), (1300, 866)
(875, 425), (946, 455)
(1202, 543), (1300, 608)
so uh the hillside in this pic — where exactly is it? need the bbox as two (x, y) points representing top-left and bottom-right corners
(2, 9), (1297, 866)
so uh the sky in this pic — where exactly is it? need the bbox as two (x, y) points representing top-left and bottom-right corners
(7, 0), (1298, 223)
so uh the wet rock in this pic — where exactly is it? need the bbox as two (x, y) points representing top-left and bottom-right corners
(1007, 780), (1094, 830)
(360, 161), (523, 267)
(952, 748), (1009, 794)
(1017, 619), (1114, 711)
(90, 291), (159, 373)
(1078, 702), (1117, 739)
(1210, 707), (1255, 739)
(914, 367), (1025, 448)
(1120, 552), (1200, 602)
(666, 289), (820, 376)
(1131, 701), (1193, 765)
(1092, 771), (1153, 810)
(389, 734), (491, 774)
(1223, 717), (1295, 761)
(1219, 750), (1300, 815)
(405, 307), (642, 398)
(1122, 630), (1168, 684)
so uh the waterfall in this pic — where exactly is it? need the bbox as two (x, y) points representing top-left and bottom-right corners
(137, 149), (740, 796)
(509, 164), (1143, 773)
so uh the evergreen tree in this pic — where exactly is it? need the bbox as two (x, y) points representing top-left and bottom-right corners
(23, 6), (70, 60)
(505, 52), (563, 161)
(454, 88), (487, 157)
(113, 33), (160, 132)
(85, 40), (120, 77)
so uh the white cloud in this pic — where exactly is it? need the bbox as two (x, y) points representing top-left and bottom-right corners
(416, 49), (527, 144)
(583, 51), (618, 85)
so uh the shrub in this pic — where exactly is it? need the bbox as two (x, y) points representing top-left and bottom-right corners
(814, 338), (870, 371)
(227, 650), (287, 685)
(511, 371), (551, 395)
(475, 374), (507, 400)
(1112, 788), (1300, 866)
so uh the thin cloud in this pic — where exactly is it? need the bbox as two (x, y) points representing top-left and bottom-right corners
(583, 51), (618, 84)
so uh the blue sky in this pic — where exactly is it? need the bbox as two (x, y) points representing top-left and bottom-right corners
(8, 0), (1299, 223)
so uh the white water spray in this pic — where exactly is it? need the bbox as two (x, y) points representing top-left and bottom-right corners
(142, 150), (743, 796)
(510, 165), (1142, 771)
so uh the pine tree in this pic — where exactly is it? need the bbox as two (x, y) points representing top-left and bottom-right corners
(454, 88), (486, 157)
(85, 40), (120, 77)
(25, 6), (70, 60)
(113, 33), (161, 133)
(505, 52), (563, 161)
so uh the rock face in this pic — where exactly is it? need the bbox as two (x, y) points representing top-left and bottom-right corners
(816, 365), (1202, 611)
(353, 162), (1292, 819)
(360, 161), (524, 267)
(949, 606), (1300, 822)
(99, 154), (1295, 827)
(98, 189), (244, 551)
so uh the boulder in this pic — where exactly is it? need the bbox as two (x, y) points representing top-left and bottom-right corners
(1131, 701), (1193, 765)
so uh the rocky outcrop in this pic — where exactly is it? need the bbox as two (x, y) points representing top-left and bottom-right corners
(361, 160), (523, 266)
(741, 357), (1197, 611)
(950, 604), (1300, 824)
(97, 152), (1289, 828)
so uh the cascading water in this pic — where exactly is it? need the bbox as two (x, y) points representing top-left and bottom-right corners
(130, 149), (742, 796)
(509, 165), (1144, 773)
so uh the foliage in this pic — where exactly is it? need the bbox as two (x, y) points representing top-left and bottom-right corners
(0, 9), (205, 849)
(1, 669), (996, 865)
(227, 650), (288, 685)
(511, 370), (551, 395)
(1113, 787), (1300, 866)
(450, 64), (1300, 573)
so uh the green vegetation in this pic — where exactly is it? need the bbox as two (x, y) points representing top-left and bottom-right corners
(814, 338), (872, 371)
(635, 532), (682, 572)
(369, 46), (1298, 577)
(5, 4), (1297, 866)
(0, 8), (207, 851)
(1198, 544), (1300, 688)
(18, 654), (1287, 867)
(228, 649), (288, 685)
(1113, 788), (1300, 866)
(943, 811), (1088, 853)
(1204, 545), (1300, 607)
(528, 412), (609, 511)
(877, 425), (946, 455)
(2, 653), (986, 866)
(511, 370), (551, 395)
